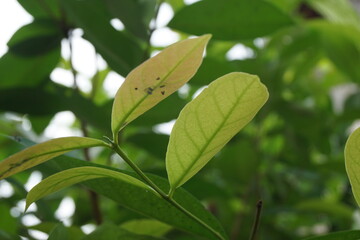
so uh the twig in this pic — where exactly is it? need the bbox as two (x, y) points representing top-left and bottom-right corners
(110, 142), (225, 240)
(249, 200), (263, 240)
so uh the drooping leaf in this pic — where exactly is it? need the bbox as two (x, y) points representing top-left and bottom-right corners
(307, 0), (360, 28)
(104, 0), (156, 40)
(61, 0), (144, 76)
(345, 127), (360, 205)
(17, 0), (61, 19)
(0, 50), (60, 89)
(166, 72), (269, 190)
(111, 34), (211, 137)
(302, 230), (360, 240)
(169, 0), (294, 41)
(26, 166), (157, 210)
(0, 137), (106, 180)
(7, 19), (63, 57)
(120, 219), (172, 237)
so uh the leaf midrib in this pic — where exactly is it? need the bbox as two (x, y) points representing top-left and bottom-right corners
(0, 142), (105, 178)
(114, 37), (208, 134)
(171, 79), (256, 189)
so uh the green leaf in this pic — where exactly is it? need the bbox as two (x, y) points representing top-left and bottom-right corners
(302, 230), (360, 240)
(26, 166), (157, 210)
(48, 223), (70, 240)
(166, 72), (269, 190)
(345, 127), (360, 205)
(0, 50), (60, 89)
(7, 19), (63, 57)
(61, 0), (144, 76)
(111, 34), (211, 136)
(82, 222), (162, 240)
(17, 0), (61, 19)
(120, 219), (172, 237)
(169, 0), (293, 40)
(307, 0), (360, 29)
(104, 0), (156, 40)
(6, 135), (227, 240)
(0, 137), (106, 180)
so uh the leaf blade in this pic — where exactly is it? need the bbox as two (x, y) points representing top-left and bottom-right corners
(169, 0), (294, 40)
(166, 72), (269, 190)
(111, 34), (211, 136)
(0, 137), (106, 180)
(345, 127), (360, 205)
(26, 166), (157, 210)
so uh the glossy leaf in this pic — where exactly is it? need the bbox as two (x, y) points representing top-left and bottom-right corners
(345, 127), (360, 205)
(26, 166), (156, 210)
(166, 72), (269, 190)
(111, 34), (211, 136)
(169, 0), (293, 40)
(0, 137), (106, 180)
(303, 230), (360, 240)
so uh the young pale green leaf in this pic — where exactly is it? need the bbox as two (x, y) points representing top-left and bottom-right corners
(26, 166), (156, 210)
(166, 72), (269, 191)
(111, 34), (211, 137)
(302, 230), (360, 240)
(345, 127), (360, 205)
(0, 137), (106, 180)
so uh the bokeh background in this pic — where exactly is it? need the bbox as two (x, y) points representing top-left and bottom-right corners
(1, 0), (360, 239)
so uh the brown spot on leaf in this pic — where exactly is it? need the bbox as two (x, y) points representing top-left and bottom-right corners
(156, 77), (160, 80)
(160, 85), (165, 88)
(161, 91), (165, 95)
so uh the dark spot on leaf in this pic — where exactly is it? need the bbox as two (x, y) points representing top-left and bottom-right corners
(161, 91), (165, 95)
(146, 87), (154, 95)
(134, 87), (138, 90)
(160, 85), (165, 88)
(156, 77), (160, 80)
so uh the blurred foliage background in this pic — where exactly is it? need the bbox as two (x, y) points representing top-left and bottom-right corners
(1, 0), (360, 239)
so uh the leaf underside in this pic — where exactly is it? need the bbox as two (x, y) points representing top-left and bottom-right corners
(111, 34), (211, 137)
(166, 72), (269, 190)
(0, 137), (106, 180)
(26, 166), (157, 210)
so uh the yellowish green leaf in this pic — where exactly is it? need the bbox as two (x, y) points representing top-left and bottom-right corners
(166, 72), (269, 191)
(26, 166), (157, 210)
(0, 137), (106, 180)
(111, 34), (211, 139)
(345, 127), (360, 205)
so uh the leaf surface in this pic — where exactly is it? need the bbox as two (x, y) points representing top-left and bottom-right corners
(5, 135), (228, 239)
(169, 0), (293, 40)
(345, 127), (360, 205)
(111, 34), (211, 136)
(0, 137), (106, 180)
(166, 72), (268, 190)
(61, 0), (144, 76)
(302, 230), (360, 240)
(26, 166), (156, 210)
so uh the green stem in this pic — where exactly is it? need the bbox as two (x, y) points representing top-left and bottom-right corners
(110, 142), (225, 240)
